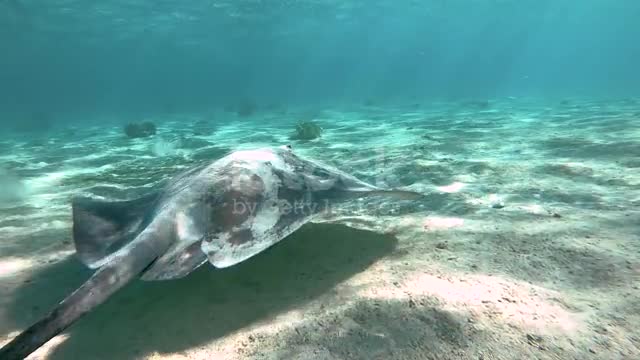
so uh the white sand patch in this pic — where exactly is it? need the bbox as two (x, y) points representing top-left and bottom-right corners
(0, 220), (69, 238)
(21, 334), (70, 360)
(437, 181), (466, 193)
(0, 257), (35, 278)
(401, 273), (585, 334)
(519, 203), (549, 215)
(422, 216), (465, 231)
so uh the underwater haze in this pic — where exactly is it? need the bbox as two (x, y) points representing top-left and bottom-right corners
(1, 0), (639, 120)
(1, 1), (640, 360)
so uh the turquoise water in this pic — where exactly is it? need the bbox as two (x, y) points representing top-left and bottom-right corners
(1, 1), (639, 359)
(1, 1), (639, 121)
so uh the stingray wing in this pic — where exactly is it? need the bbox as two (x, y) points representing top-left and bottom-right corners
(201, 205), (312, 268)
(199, 167), (315, 268)
(200, 147), (423, 269)
(71, 192), (160, 268)
(144, 147), (423, 277)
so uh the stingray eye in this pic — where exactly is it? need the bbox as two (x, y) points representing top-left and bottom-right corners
(285, 144), (292, 150)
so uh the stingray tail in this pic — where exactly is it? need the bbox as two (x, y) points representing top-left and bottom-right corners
(0, 224), (170, 360)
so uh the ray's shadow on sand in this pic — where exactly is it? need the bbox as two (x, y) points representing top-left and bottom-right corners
(6, 223), (397, 359)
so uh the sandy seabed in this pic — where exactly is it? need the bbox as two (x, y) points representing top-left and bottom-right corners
(1, 97), (639, 359)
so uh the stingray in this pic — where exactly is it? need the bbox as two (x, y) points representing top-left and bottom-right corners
(0, 145), (421, 359)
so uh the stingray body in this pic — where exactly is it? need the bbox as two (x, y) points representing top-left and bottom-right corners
(0, 146), (419, 359)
